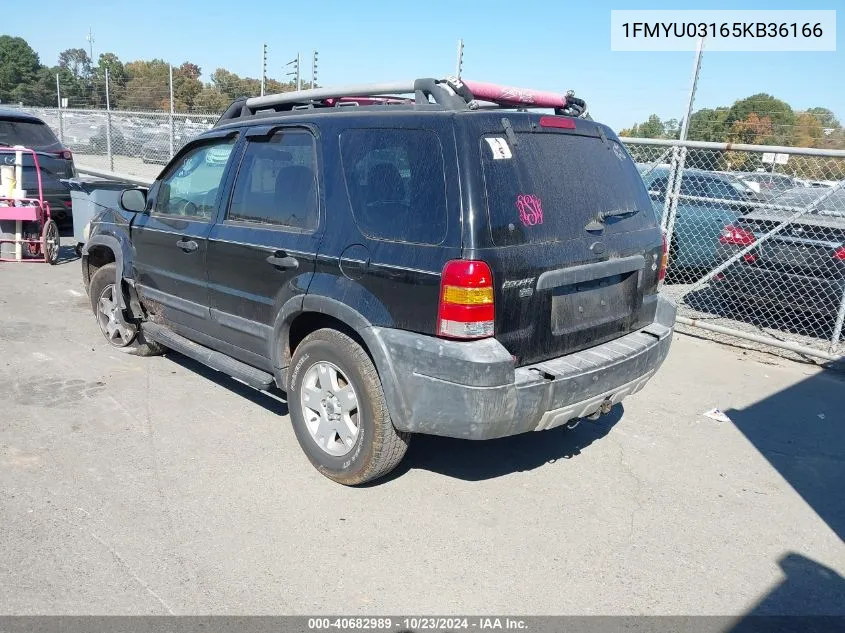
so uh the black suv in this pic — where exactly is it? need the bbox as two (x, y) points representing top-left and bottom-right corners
(81, 78), (675, 485)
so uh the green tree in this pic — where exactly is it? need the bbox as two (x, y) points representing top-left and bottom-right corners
(210, 68), (243, 100)
(638, 114), (664, 138)
(0, 36), (41, 104)
(94, 53), (127, 85)
(794, 112), (824, 148)
(618, 123), (639, 137)
(687, 107), (730, 142)
(58, 48), (92, 81)
(725, 94), (795, 145)
(663, 118), (680, 140)
(121, 59), (170, 109)
(193, 86), (230, 112)
(172, 62), (203, 111)
(91, 53), (128, 106)
(620, 115), (678, 140)
(806, 107), (840, 130)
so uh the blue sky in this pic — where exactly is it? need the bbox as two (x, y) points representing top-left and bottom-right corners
(4, 0), (842, 130)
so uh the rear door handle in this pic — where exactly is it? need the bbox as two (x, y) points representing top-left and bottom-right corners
(176, 238), (198, 253)
(266, 253), (299, 270)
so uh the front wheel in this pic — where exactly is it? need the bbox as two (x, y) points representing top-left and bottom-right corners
(88, 263), (163, 356)
(288, 329), (410, 485)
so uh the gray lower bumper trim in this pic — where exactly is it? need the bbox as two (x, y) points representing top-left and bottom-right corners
(369, 295), (676, 440)
(535, 370), (654, 431)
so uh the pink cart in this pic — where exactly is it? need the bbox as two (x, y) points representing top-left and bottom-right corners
(0, 146), (60, 264)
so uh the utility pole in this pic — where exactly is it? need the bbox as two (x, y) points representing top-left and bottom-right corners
(286, 54), (301, 91)
(455, 38), (464, 78)
(261, 43), (268, 96)
(105, 68), (113, 171)
(168, 64), (175, 160)
(311, 50), (318, 89)
(678, 36), (704, 142)
(56, 73), (63, 142)
(86, 27), (95, 62)
(663, 37), (704, 250)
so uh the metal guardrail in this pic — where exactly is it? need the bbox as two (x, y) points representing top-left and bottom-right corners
(76, 165), (153, 186)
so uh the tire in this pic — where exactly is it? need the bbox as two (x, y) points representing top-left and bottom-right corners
(88, 263), (163, 356)
(288, 328), (410, 485)
(42, 219), (60, 265)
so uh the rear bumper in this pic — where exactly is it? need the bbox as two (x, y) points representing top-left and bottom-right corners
(369, 295), (676, 440)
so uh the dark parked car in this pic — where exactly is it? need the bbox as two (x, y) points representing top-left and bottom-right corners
(89, 124), (129, 156)
(81, 78), (675, 484)
(0, 109), (76, 225)
(715, 187), (845, 320)
(640, 166), (756, 272)
(736, 171), (800, 200)
(140, 131), (191, 164)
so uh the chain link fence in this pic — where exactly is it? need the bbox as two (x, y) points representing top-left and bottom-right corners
(8, 105), (221, 181)
(625, 138), (845, 362)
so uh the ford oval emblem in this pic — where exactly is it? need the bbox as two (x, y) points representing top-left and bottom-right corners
(590, 241), (606, 255)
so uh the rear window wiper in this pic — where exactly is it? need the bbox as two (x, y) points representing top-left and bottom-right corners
(501, 117), (518, 148)
(584, 208), (640, 232)
(599, 208), (639, 221)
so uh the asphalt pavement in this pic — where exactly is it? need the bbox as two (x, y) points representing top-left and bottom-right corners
(1, 243), (843, 615)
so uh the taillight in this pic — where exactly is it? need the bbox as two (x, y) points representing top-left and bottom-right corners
(437, 260), (494, 339)
(833, 246), (845, 261)
(658, 232), (668, 283)
(719, 225), (756, 246)
(55, 149), (72, 161)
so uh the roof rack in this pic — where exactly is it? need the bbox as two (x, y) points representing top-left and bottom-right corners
(215, 77), (588, 126)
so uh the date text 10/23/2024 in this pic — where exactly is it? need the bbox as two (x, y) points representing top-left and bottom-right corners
(307, 617), (528, 630)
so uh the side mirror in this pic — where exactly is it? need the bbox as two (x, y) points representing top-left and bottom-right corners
(120, 188), (148, 213)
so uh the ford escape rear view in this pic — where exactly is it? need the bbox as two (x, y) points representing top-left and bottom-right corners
(81, 77), (676, 485)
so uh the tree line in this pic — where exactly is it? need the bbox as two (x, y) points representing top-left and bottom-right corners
(620, 95), (844, 178)
(0, 35), (302, 112)
(619, 94), (843, 151)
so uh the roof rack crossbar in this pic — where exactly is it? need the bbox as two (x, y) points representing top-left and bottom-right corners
(245, 81), (420, 110)
(215, 78), (588, 126)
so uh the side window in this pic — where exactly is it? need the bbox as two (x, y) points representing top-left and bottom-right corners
(227, 129), (318, 230)
(340, 128), (447, 245)
(153, 137), (236, 219)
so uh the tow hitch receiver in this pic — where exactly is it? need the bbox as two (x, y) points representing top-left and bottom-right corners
(586, 397), (614, 421)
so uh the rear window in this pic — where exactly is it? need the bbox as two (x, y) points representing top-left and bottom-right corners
(0, 118), (59, 147)
(482, 131), (654, 246)
(340, 128), (447, 245)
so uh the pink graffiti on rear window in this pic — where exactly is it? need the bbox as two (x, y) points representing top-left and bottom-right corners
(516, 194), (544, 226)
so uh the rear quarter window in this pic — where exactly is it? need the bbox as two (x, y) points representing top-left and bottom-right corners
(340, 128), (447, 245)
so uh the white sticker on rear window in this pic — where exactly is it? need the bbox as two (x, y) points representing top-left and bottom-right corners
(612, 142), (626, 162)
(485, 137), (512, 160)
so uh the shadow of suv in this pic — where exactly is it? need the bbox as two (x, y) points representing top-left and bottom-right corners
(81, 78), (675, 485)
